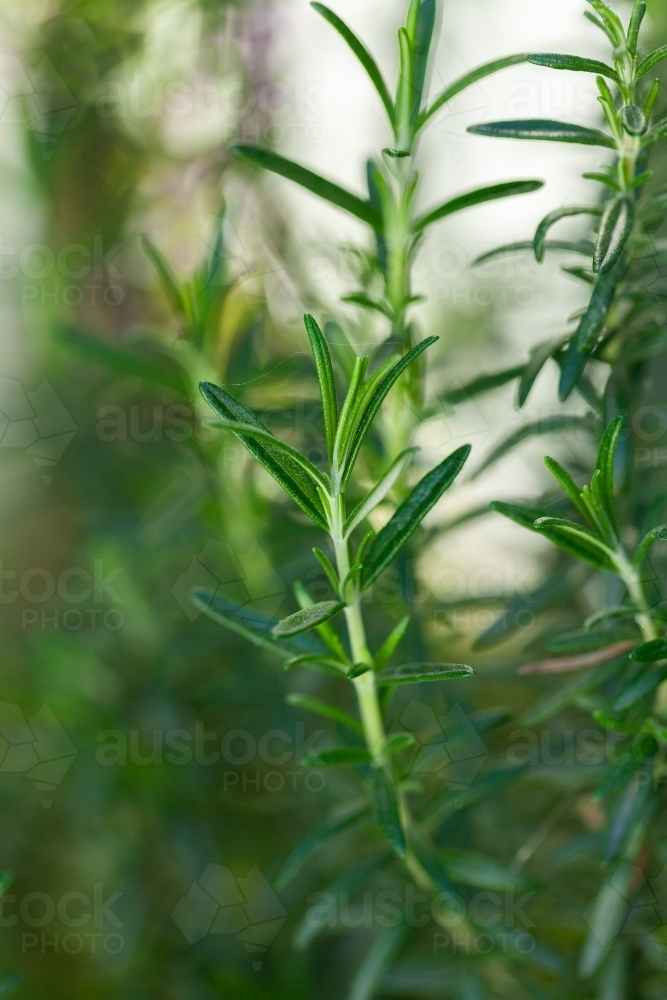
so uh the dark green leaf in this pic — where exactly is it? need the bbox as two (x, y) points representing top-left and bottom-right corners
(272, 601), (345, 638)
(344, 448), (418, 536)
(205, 416), (330, 489)
(533, 206), (601, 263)
(302, 746), (371, 767)
(472, 414), (598, 478)
(594, 742), (653, 801)
(411, 0), (436, 121)
(528, 53), (618, 81)
(534, 517), (615, 571)
(634, 525), (667, 565)
(559, 266), (620, 400)
(231, 145), (380, 227)
(630, 638), (667, 662)
(286, 693), (363, 733)
(594, 197), (634, 274)
(313, 547), (339, 593)
(595, 416), (624, 534)
(423, 767), (527, 830)
(311, 4), (395, 125)
(440, 365), (525, 405)
(413, 180), (543, 233)
(199, 382), (328, 528)
(362, 444), (471, 588)
(304, 314), (338, 462)
(374, 616), (410, 669)
(637, 44), (667, 79)
(283, 653), (348, 675)
(489, 500), (555, 532)
(376, 662), (474, 685)
(190, 588), (292, 659)
(604, 774), (655, 864)
(293, 856), (388, 950)
(342, 337), (438, 483)
(468, 119), (616, 148)
(475, 239), (594, 266)
(544, 456), (590, 522)
(348, 923), (409, 1000)
(418, 55), (528, 129)
(372, 767), (406, 857)
(274, 800), (368, 889)
(614, 667), (667, 710)
(521, 655), (628, 727)
(518, 338), (569, 408)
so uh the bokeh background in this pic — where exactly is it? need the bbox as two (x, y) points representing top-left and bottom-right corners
(0, 0), (666, 997)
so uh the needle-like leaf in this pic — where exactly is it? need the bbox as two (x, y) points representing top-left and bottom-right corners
(344, 448), (418, 536)
(593, 197), (634, 274)
(272, 601), (346, 638)
(468, 119), (616, 148)
(413, 180), (543, 233)
(418, 54), (528, 129)
(304, 314), (338, 462)
(533, 206), (601, 263)
(637, 44), (667, 79)
(376, 662), (474, 684)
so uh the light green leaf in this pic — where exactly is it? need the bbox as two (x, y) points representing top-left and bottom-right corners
(595, 416), (624, 535)
(342, 337), (438, 484)
(472, 414), (598, 478)
(304, 314), (338, 463)
(411, 0), (436, 122)
(489, 500), (554, 532)
(468, 119), (616, 148)
(533, 206), (601, 262)
(633, 525), (667, 565)
(272, 601), (345, 638)
(294, 581), (348, 663)
(141, 234), (186, 317)
(344, 448), (418, 537)
(593, 197), (634, 274)
(440, 848), (535, 892)
(199, 382), (328, 528)
(637, 43), (667, 79)
(287, 693), (363, 733)
(518, 337), (568, 407)
(382, 732), (416, 756)
(418, 54), (528, 129)
(312, 547), (339, 593)
(348, 923), (409, 1000)
(333, 354), (369, 469)
(621, 104), (647, 137)
(372, 767), (406, 857)
(628, 1), (647, 55)
(376, 662), (474, 685)
(283, 653), (348, 675)
(544, 456), (590, 522)
(374, 616), (410, 670)
(579, 863), (636, 978)
(528, 53), (618, 81)
(474, 239), (594, 266)
(441, 365), (525, 405)
(274, 800), (368, 889)
(641, 115), (667, 147)
(311, 3), (395, 126)
(231, 145), (380, 227)
(413, 180), (543, 233)
(361, 444), (471, 588)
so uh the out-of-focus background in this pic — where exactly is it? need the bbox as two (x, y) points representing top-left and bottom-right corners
(0, 0), (665, 997)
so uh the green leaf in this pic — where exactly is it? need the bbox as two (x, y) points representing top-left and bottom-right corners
(637, 44), (667, 79)
(579, 862), (636, 978)
(423, 766), (527, 830)
(595, 416), (624, 534)
(533, 516), (615, 571)
(274, 800), (368, 889)
(293, 856), (388, 950)
(468, 119), (616, 148)
(383, 732), (416, 756)
(361, 444), (471, 588)
(544, 456), (591, 522)
(472, 414), (598, 479)
(521, 654), (627, 727)
(440, 364), (525, 405)
(440, 848), (535, 892)
(372, 767), (406, 857)
(231, 145), (380, 227)
(517, 337), (568, 407)
(594, 743), (652, 801)
(304, 314), (338, 463)
(633, 525), (667, 565)
(199, 382), (328, 528)
(418, 54), (528, 129)
(490, 500), (555, 532)
(374, 616), (410, 669)
(630, 638), (667, 662)
(59, 324), (189, 395)
(587, 1), (624, 45)
(190, 588), (292, 660)
(614, 667), (667, 710)
(205, 415), (330, 490)
(311, 4), (395, 126)
(475, 570), (572, 650)
(413, 180), (543, 233)
(348, 923), (409, 1000)
(411, 0), (436, 121)
(593, 197), (634, 274)
(283, 654), (348, 675)
(334, 354), (369, 468)
(302, 746), (372, 767)
(342, 337), (438, 484)
(0, 974), (19, 999)
(642, 115), (667, 148)
(475, 239), (594, 266)
(376, 662), (474, 685)
(312, 547), (339, 593)
(272, 601), (345, 638)
(294, 581), (349, 663)
(141, 234), (186, 317)
(286, 693), (363, 734)
(528, 53), (618, 81)
(344, 448), (418, 536)
(533, 206), (601, 263)
(559, 266), (620, 400)
(604, 774), (654, 864)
